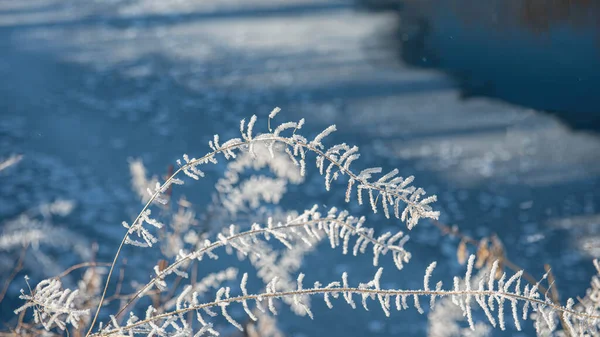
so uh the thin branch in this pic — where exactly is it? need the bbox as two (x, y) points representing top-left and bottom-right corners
(54, 262), (112, 280)
(95, 286), (600, 336)
(0, 244), (28, 304)
(432, 219), (549, 294)
(111, 214), (397, 321)
(88, 127), (435, 336)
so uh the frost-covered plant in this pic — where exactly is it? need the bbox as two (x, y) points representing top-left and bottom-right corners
(14, 277), (89, 331)
(428, 268), (492, 337)
(8, 109), (600, 337)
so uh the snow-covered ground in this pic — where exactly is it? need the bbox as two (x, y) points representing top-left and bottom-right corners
(1, 0), (599, 336)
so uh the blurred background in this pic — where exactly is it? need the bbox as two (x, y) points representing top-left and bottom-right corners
(1, 0), (599, 336)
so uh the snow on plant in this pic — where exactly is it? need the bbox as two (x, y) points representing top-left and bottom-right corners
(9, 109), (600, 337)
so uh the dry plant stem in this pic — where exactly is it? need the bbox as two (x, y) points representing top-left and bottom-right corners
(546, 264), (572, 337)
(113, 261), (126, 301)
(94, 287), (600, 337)
(165, 272), (186, 303)
(16, 303), (26, 333)
(86, 137), (285, 336)
(55, 262), (112, 280)
(0, 252), (28, 337)
(0, 244), (28, 304)
(432, 220), (549, 294)
(86, 143), (221, 336)
(112, 215), (391, 320)
(86, 206), (152, 336)
(187, 262), (198, 326)
(95, 263), (129, 311)
(432, 219), (575, 334)
(88, 134), (420, 335)
(545, 265), (560, 306)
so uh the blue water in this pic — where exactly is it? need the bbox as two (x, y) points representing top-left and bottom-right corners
(1, 1), (599, 336)
(391, 0), (600, 131)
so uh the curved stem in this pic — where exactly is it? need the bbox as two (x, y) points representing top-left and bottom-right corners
(85, 140), (260, 336)
(95, 286), (600, 336)
(432, 219), (550, 294)
(87, 133), (427, 336)
(55, 262), (112, 280)
(111, 213), (402, 320)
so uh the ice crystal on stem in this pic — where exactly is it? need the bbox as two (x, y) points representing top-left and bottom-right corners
(15, 277), (89, 331)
